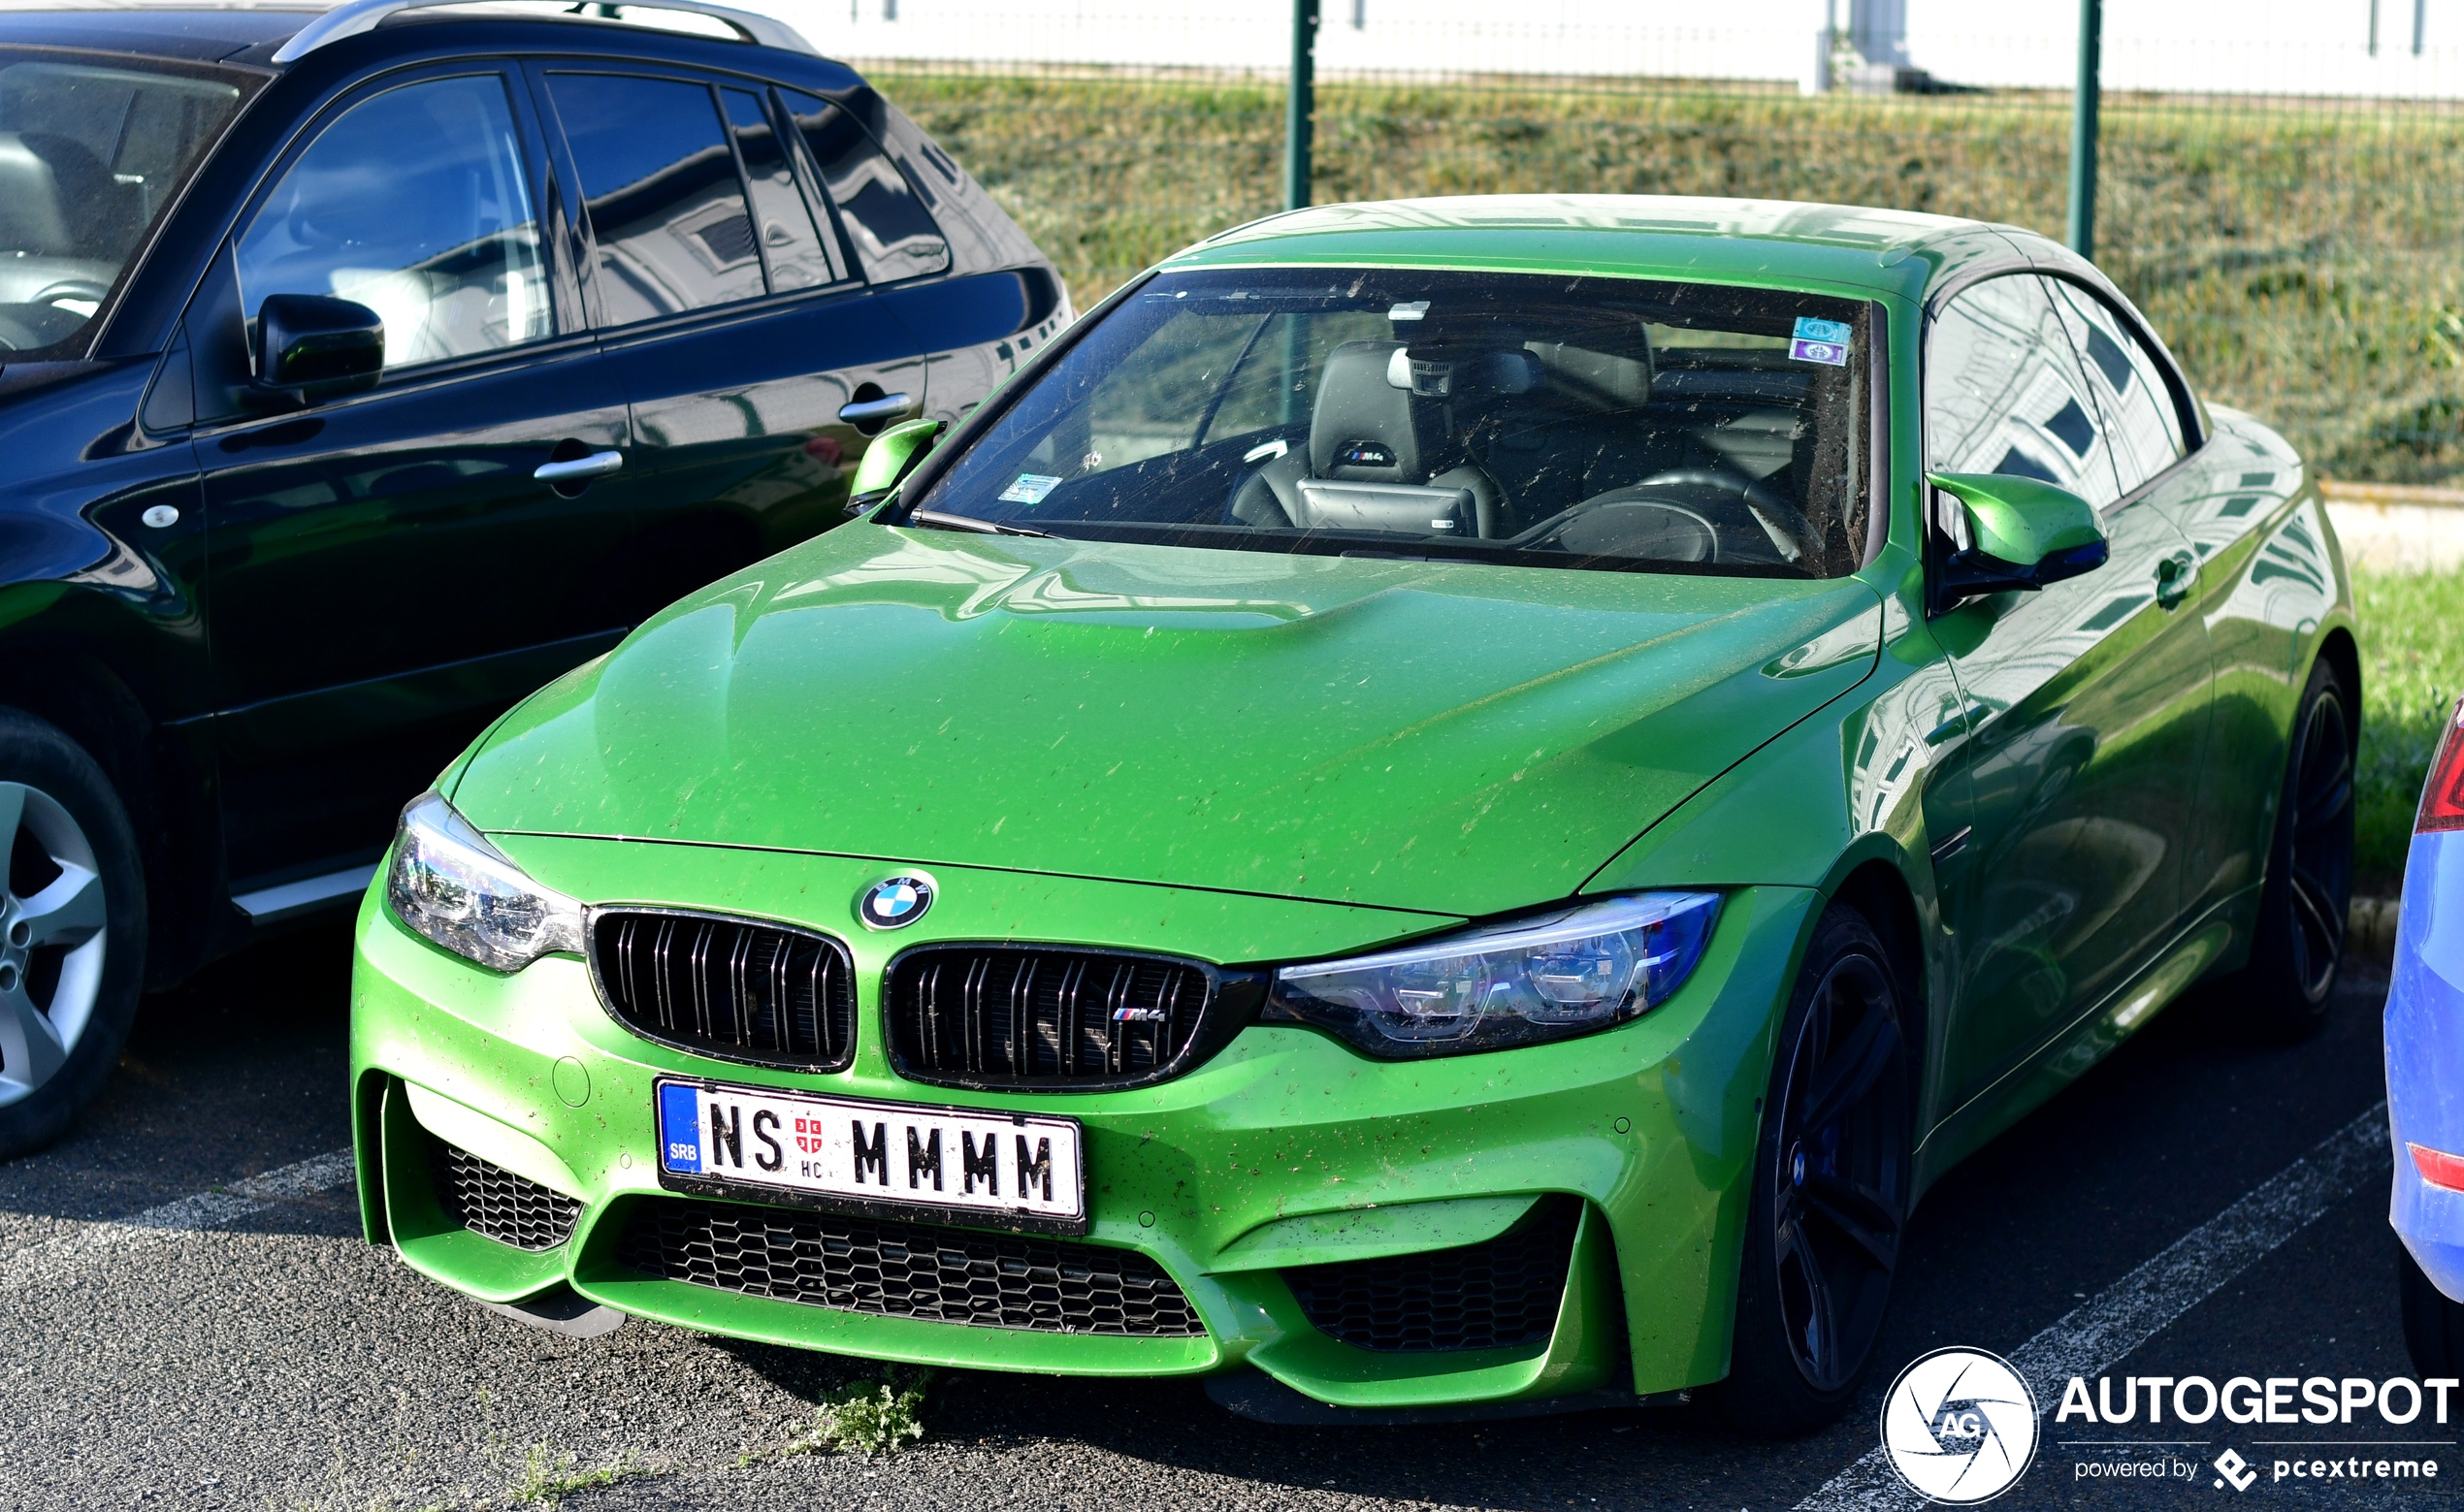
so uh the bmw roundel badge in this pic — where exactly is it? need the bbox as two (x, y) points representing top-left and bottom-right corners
(858, 873), (935, 931)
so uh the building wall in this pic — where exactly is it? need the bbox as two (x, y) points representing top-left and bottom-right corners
(746, 0), (2464, 98)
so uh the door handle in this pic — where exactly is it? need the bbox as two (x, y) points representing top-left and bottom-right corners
(2155, 549), (2197, 610)
(837, 393), (914, 425)
(534, 449), (625, 485)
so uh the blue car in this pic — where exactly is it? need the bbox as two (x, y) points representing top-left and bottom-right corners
(2393, 697), (2464, 1369)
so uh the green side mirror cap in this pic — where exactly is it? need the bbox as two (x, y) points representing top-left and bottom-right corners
(1926, 470), (2111, 608)
(847, 417), (946, 516)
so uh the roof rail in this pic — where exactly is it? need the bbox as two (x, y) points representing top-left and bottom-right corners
(270, 0), (819, 63)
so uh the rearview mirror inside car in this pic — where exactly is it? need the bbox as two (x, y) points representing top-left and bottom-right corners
(254, 294), (383, 403)
(1926, 470), (2110, 610)
(846, 417), (947, 516)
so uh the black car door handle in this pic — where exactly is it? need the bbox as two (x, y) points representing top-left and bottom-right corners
(837, 394), (915, 424)
(534, 450), (625, 484)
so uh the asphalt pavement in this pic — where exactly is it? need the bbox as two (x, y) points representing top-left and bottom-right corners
(0, 921), (2430, 1511)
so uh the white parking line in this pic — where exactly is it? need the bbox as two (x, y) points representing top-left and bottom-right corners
(1798, 1100), (2391, 1511)
(2, 1146), (356, 1286)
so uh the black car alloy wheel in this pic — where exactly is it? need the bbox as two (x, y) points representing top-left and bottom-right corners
(2247, 658), (2355, 1036)
(1771, 947), (1909, 1392)
(1719, 904), (1912, 1434)
(2281, 681), (2354, 1001)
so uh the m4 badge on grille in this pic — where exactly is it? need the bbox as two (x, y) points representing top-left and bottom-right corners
(857, 873), (935, 931)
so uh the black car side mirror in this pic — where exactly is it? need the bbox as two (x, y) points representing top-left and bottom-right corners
(254, 294), (383, 403)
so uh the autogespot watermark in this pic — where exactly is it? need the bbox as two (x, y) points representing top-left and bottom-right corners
(1882, 1347), (2041, 1503)
(1879, 1355), (2460, 1502)
(2055, 1371), (2456, 1493)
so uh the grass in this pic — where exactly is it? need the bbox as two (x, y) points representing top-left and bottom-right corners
(876, 69), (2464, 484)
(2355, 566), (2464, 893)
(742, 1372), (931, 1464)
(508, 1445), (652, 1505)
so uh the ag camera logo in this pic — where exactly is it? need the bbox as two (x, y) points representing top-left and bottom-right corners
(1881, 1347), (2040, 1504)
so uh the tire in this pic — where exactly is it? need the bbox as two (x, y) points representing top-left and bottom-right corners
(0, 709), (146, 1159)
(1714, 903), (1914, 1437)
(2399, 1235), (2464, 1377)
(2245, 657), (2355, 1039)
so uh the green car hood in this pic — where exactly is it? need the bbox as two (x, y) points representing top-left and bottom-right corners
(451, 526), (1881, 919)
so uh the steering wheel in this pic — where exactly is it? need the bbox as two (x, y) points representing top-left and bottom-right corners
(29, 279), (109, 311)
(1630, 467), (1820, 565)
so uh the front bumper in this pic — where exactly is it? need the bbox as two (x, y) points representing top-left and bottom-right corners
(349, 833), (1814, 1409)
(2389, 830), (2464, 1300)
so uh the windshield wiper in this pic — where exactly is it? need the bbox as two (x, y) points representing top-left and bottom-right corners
(906, 509), (1055, 539)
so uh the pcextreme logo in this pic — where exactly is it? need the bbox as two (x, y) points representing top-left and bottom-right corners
(1881, 1347), (2040, 1504)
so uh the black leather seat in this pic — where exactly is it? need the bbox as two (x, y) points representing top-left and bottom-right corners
(1230, 339), (1514, 537)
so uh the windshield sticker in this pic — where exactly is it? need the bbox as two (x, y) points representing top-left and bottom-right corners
(997, 472), (1064, 505)
(1388, 301), (1430, 321)
(1790, 316), (1853, 367)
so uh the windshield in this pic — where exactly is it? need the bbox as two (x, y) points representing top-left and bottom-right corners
(908, 267), (1875, 578)
(0, 51), (248, 355)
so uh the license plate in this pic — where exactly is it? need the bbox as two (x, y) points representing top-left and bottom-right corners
(654, 1078), (1087, 1235)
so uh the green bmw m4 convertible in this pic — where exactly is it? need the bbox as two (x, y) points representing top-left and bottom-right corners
(350, 196), (2356, 1432)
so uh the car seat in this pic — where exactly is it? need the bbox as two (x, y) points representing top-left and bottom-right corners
(0, 133), (141, 261)
(1229, 339), (1517, 538)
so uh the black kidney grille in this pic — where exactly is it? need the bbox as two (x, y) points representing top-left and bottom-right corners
(593, 911), (855, 1071)
(618, 1196), (1206, 1337)
(431, 1139), (582, 1252)
(887, 947), (1213, 1085)
(1284, 1197), (1580, 1353)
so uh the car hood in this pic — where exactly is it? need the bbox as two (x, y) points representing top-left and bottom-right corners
(451, 526), (1882, 918)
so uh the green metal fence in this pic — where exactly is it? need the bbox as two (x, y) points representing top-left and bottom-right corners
(854, 30), (2464, 485)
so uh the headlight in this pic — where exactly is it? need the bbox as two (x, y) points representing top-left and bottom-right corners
(385, 791), (583, 973)
(1264, 892), (1720, 1058)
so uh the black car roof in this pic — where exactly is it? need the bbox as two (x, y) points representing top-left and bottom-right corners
(0, 8), (309, 64)
(0, 1), (822, 66)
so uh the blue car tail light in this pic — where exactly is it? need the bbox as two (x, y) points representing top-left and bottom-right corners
(2414, 1144), (2464, 1194)
(2420, 697), (2464, 834)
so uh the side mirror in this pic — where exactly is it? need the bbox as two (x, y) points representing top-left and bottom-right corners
(1926, 470), (2110, 610)
(845, 417), (946, 517)
(254, 294), (383, 402)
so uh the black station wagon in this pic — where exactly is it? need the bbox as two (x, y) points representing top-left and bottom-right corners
(0, 0), (1065, 1153)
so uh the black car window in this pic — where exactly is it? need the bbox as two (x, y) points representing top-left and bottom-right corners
(236, 73), (550, 371)
(1925, 273), (2124, 510)
(0, 51), (245, 355)
(720, 87), (842, 292)
(776, 89), (949, 284)
(548, 73), (765, 325)
(2041, 277), (2188, 495)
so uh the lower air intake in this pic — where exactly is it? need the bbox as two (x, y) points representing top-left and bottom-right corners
(618, 1196), (1206, 1337)
(1283, 1196), (1580, 1352)
(431, 1140), (582, 1251)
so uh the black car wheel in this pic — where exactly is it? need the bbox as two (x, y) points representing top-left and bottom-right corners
(0, 709), (145, 1159)
(2246, 657), (2355, 1038)
(2400, 1234), (2464, 1377)
(1716, 902), (1912, 1436)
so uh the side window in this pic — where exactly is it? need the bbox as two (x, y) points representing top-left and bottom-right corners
(548, 73), (764, 326)
(235, 74), (549, 370)
(721, 88), (842, 292)
(1925, 273), (2124, 510)
(777, 89), (950, 284)
(2042, 278), (2187, 495)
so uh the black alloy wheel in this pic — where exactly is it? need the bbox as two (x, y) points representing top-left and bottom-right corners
(1718, 904), (1913, 1436)
(2247, 658), (2355, 1037)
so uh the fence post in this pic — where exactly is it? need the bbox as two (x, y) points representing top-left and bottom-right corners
(2066, 0), (2101, 258)
(1285, 0), (1319, 211)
